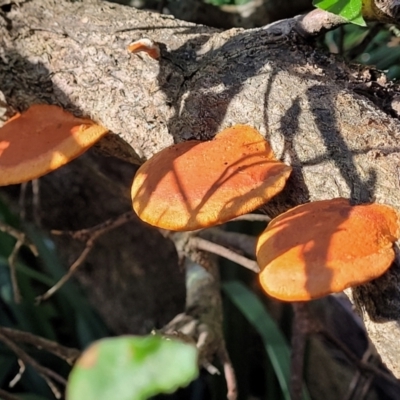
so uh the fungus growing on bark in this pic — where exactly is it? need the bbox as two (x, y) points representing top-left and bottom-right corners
(127, 38), (160, 59)
(131, 125), (292, 231)
(256, 198), (400, 301)
(0, 104), (109, 186)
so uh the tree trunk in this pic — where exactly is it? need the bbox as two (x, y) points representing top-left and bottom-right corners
(2, 0), (400, 377)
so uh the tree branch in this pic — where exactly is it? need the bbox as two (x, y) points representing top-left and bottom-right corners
(189, 236), (259, 273)
(199, 228), (256, 258)
(0, 327), (80, 365)
(0, 331), (66, 399)
(162, 257), (238, 400)
(2, 0), (400, 377)
(0, 221), (38, 303)
(36, 211), (136, 302)
(0, 389), (21, 400)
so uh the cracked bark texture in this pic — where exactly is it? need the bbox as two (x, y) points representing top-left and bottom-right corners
(2, 0), (400, 377)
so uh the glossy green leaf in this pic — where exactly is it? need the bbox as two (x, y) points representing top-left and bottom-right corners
(313, 0), (366, 26)
(67, 335), (198, 400)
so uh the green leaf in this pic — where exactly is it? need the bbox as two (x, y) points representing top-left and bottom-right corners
(223, 281), (311, 400)
(67, 335), (199, 400)
(313, 0), (366, 26)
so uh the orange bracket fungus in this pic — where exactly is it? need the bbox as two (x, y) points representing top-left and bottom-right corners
(131, 125), (292, 231)
(0, 104), (109, 186)
(127, 38), (160, 60)
(256, 198), (400, 301)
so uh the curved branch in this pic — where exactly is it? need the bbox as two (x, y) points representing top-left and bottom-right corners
(0, 327), (80, 365)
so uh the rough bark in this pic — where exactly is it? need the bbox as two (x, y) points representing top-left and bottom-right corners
(2, 0), (400, 377)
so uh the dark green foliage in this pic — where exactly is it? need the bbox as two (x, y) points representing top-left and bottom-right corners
(0, 198), (109, 399)
(223, 281), (311, 400)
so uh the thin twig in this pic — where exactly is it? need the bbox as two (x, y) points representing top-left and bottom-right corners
(0, 221), (38, 256)
(38, 211), (136, 302)
(199, 228), (256, 258)
(217, 345), (238, 400)
(51, 211), (136, 241)
(0, 331), (67, 385)
(202, 360), (220, 375)
(343, 347), (374, 400)
(0, 221), (38, 303)
(162, 257), (235, 400)
(36, 243), (93, 303)
(318, 328), (399, 386)
(9, 359), (25, 388)
(8, 238), (23, 303)
(293, 304), (398, 388)
(42, 375), (63, 399)
(0, 331), (66, 399)
(0, 327), (80, 365)
(0, 388), (21, 400)
(230, 213), (271, 223)
(189, 237), (259, 273)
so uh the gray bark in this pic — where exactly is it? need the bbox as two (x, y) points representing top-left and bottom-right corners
(2, 0), (400, 378)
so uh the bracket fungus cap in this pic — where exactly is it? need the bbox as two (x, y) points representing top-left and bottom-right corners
(0, 105), (109, 186)
(127, 38), (160, 59)
(131, 125), (292, 231)
(257, 198), (400, 301)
